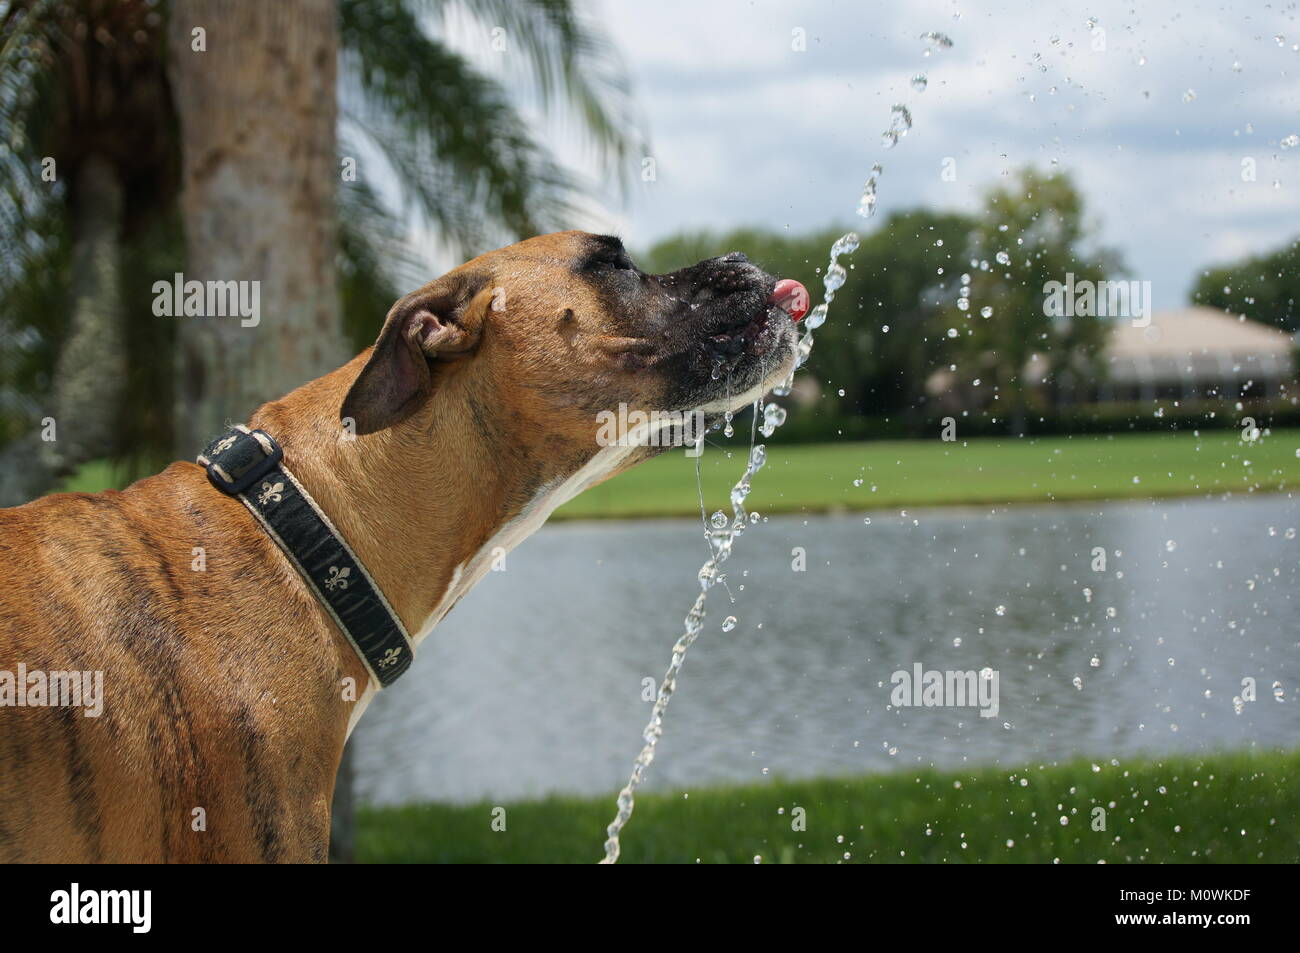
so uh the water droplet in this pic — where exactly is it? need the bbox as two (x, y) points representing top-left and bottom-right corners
(856, 165), (883, 218)
(911, 74), (928, 92)
(824, 268), (847, 301)
(721, 616), (737, 632)
(760, 402), (787, 437)
(919, 31), (954, 49)
(830, 232), (860, 257)
(710, 510), (727, 529)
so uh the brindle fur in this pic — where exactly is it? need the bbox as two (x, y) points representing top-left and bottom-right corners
(0, 231), (794, 862)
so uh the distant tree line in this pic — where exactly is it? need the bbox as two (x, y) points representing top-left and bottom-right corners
(1193, 239), (1300, 332)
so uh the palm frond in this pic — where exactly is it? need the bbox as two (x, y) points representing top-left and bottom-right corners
(339, 0), (584, 254)
(336, 170), (427, 350)
(428, 0), (641, 172)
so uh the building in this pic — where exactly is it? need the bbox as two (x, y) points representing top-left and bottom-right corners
(1098, 306), (1296, 401)
(925, 307), (1297, 411)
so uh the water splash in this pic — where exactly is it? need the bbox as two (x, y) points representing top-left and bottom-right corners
(920, 31), (954, 55)
(881, 104), (913, 149)
(856, 162), (884, 219)
(597, 31), (951, 864)
(598, 232), (855, 864)
(599, 437), (769, 863)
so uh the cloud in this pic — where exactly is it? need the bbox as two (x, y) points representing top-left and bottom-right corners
(548, 0), (1300, 309)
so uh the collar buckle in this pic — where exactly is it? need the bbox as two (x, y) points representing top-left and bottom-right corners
(197, 426), (284, 495)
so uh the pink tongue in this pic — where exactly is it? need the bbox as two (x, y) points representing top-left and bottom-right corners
(769, 278), (810, 321)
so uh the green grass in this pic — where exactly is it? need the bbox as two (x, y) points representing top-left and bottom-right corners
(555, 428), (1300, 520)
(58, 459), (124, 495)
(356, 749), (1300, 864)
(55, 429), (1299, 519)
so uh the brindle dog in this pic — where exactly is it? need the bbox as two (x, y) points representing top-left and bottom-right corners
(0, 231), (804, 862)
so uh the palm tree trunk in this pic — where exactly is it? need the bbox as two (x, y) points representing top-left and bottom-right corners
(43, 153), (127, 476)
(167, 0), (347, 457)
(167, 0), (355, 861)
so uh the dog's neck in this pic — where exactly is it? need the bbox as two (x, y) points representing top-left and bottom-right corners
(248, 353), (516, 643)
(246, 351), (622, 658)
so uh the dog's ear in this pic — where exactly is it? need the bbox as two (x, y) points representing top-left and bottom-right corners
(341, 271), (490, 435)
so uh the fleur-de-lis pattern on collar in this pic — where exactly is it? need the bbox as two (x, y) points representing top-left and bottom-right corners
(323, 565), (351, 591)
(197, 426), (414, 688)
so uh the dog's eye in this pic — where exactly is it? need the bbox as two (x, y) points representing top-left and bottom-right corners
(593, 252), (636, 272)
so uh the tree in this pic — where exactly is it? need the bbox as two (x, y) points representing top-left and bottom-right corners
(935, 167), (1121, 433)
(828, 210), (979, 423)
(167, 1), (346, 453)
(0, 0), (177, 500)
(1192, 238), (1300, 332)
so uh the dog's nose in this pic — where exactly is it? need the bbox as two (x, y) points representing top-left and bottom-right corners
(719, 251), (749, 264)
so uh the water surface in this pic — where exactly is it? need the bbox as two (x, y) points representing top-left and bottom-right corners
(354, 494), (1299, 805)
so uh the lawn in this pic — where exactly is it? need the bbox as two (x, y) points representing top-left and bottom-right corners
(356, 748), (1300, 864)
(554, 428), (1300, 519)
(58, 429), (1298, 519)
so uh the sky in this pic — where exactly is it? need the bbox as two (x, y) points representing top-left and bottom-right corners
(512, 0), (1300, 313)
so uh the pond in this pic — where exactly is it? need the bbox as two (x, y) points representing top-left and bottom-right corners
(353, 494), (1299, 805)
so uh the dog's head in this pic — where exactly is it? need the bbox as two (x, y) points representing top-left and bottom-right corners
(340, 231), (807, 477)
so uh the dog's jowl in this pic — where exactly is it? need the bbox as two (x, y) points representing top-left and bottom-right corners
(0, 231), (807, 862)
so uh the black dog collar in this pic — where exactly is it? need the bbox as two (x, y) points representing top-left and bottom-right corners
(197, 425), (414, 687)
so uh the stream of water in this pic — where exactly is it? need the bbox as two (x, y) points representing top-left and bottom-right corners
(596, 32), (954, 863)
